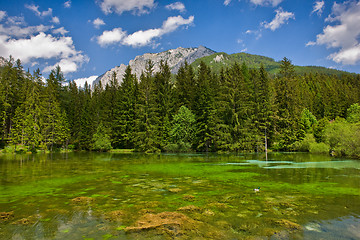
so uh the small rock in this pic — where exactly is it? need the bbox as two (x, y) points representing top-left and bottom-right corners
(0, 211), (14, 221)
(183, 195), (195, 201)
(71, 197), (94, 204)
(177, 205), (202, 212)
(168, 188), (182, 193)
(274, 219), (302, 231)
(203, 210), (215, 216)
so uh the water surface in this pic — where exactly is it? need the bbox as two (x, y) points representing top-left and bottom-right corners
(0, 152), (359, 239)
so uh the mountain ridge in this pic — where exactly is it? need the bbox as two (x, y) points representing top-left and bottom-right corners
(94, 46), (355, 87)
(93, 46), (216, 86)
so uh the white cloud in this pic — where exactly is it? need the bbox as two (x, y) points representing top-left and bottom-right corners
(165, 2), (186, 12)
(250, 0), (283, 7)
(224, 0), (232, 6)
(6, 16), (25, 25)
(73, 75), (98, 88)
(52, 27), (69, 35)
(1, 33), (73, 62)
(64, 0), (71, 8)
(308, 1), (360, 65)
(162, 15), (194, 33)
(52, 16), (60, 24)
(98, 0), (155, 15)
(0, 11), (6, 21)
(97, 27), (127, 46)
(43, 54), (89, 74)
(93, 18), (106, 29)
(0, 12), (87, 74)
(0, 24), (53, 37)
(311, 1), (325, 16)
(224, 0), (282, 6)
(0, 32), (88, 74)
(123, 28), (162, 47)
(25, 4), (53, 17)
(97, 15), (194, 47)
(263, 8), (295, 31)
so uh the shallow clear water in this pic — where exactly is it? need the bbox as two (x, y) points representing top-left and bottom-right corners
(0, 152), (359, 239)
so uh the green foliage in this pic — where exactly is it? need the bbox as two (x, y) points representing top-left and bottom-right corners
(313, 118), (329, 143)
(92, 122), (112, 152)
(346, 103), (360, 123)
(324, 118), (360, 158)
(293, 134), (329, 153)
(299, 108), (318, 137)
(167, 105), (196, 152)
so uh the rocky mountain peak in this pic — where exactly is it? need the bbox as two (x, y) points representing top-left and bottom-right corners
(93, 46), (216, 86)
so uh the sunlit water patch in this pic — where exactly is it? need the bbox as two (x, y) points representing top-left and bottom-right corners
(0, 152), (359, 239)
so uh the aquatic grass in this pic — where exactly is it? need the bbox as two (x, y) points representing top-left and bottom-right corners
(124, 162), (264, 182)
(0, 174), (102, 203)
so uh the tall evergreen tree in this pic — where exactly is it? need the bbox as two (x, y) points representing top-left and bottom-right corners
(193, 61), (218, 152)
(113, 66), (138, 148)
(135, 60), (159, 152)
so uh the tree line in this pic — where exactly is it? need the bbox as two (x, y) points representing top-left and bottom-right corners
(1, 56), (360, 157)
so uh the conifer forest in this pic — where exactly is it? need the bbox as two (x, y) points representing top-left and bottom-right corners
(1, 56), (360, 158)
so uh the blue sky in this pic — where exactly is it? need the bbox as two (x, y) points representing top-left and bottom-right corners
(1, 0), (360, 85)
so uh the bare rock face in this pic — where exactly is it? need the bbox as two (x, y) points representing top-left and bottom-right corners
(93, 46), (216, 86)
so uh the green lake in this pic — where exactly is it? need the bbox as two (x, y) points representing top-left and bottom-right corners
(0, 152), (359, 239)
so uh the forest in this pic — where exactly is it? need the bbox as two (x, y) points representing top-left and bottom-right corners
(1, 56), (360, 158)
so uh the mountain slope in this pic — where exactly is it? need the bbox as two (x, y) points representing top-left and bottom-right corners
(191, 52), (353, 76)
(94, 46), (216, 86)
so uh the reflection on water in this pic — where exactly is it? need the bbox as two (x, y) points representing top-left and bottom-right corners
(0, 152), (359, 239)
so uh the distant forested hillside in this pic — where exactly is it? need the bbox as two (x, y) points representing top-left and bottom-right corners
(191, 52), (354, 76)
(1, 55), (360, 158)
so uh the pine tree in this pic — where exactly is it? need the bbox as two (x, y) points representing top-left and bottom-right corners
(135, 60), (160, 152)
(113, 66), (137, 148)
(175, 61), (196, 110)
(193, 61), (218, 152)
(153, 60), (174, 150)
(42, 70), (70, 151)
(273, 57), (300, 150)
(253, 65), (273, 150)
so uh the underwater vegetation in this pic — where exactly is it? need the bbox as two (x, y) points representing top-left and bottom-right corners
(0, 152), (359, 239)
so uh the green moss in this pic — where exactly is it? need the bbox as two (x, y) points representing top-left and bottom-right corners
(116, 226), (126, 231)
(0, 174), (101, 203)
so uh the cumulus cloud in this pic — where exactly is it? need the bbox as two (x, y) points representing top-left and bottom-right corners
(0, 24), (53, 37)
(224, 0), (283, 6)
(98, 0), (155, 15)
(165, 2), (186, 12)
(97, 15), (194, 47)
(93, 18), (106, 29)
(311, 1), (325, 16)
(52, 16), (60, 24)
(263, 8), (295, 31)
(250, 0), (283, 7)
(25, 4), (53, 17)
(64, 0), (71, 8)
(97, 27), (127, 46)
(0, 32), (82, 62)
(307, 1), (360, 65)
(6, 16), (26, 25)
(0, 11), (6, 21)
(52, 27), (69, 35)
(43, 54), (89, 74)
(0, 13), (88, 74)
